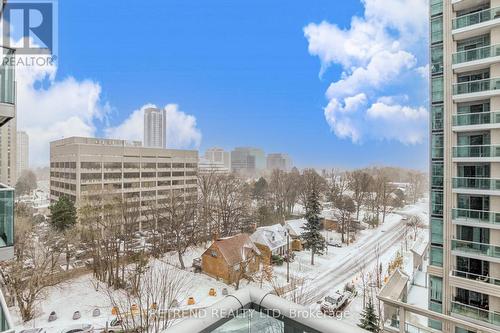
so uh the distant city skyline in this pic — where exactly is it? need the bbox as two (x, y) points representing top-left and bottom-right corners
(15, 1), (428, 171)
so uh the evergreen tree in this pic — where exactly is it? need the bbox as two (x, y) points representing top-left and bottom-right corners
(302, 185), (325, 265)
(358, 298), (380, 333)
(49, 196), (77, 232)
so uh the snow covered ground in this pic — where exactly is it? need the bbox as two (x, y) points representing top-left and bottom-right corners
(12, 198), (429, 332)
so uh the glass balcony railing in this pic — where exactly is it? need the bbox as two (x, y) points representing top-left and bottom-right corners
(452, 177), (500, 190)
(453, 78), (500, 95)
(453, 145), (500, 158)
(453, 44), (500, 64)
(452, 208), (500, 225)
(453, 111), (500, 126)
(0, 47), (14, 106)
(451, 239), (500, 259)
(451, 269), (500, 286)
(453, 6), (500, 30)
(451, 301), (500, 326)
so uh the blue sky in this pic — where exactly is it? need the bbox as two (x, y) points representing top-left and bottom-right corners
(16, 0), (429, 169)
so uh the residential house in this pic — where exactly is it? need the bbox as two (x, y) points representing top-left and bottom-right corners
(201, 233), (261, 284)
(284, 218), (307, 251)
(250, 224), (288, 264)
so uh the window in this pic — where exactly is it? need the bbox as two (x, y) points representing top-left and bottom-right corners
(431, 218), (443, 245)
(431, 45), (443, 74)
(430, 246), (443, 267)
(432, 76), (444, 103)
(431, 105), (443, 131)
(431, 16), (443, 44)
(0, 188), (14, 248)
(210, 250), (217, 257)
(431, 133), (444, 159)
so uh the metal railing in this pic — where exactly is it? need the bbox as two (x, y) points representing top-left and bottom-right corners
(451, 301), (500, 326)
(453, 44), (500, 64)
(453, 111), (500, 126)
(451, 239), (500, 259)
(453, 77), (500, 95)
(451, 269), (500, 286)
(452, 208), (500, 225)
(453, 145), (500, 158)
(453, 6), (500, 30)
(452, 177), (500, 190)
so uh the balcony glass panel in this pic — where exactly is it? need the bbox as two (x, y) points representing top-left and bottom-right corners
(452, 177), (500, 190)
(453, 208), (500, 225)
(451, 301), (500, 326)
(453, 145), (500, 158)
(451, 269), (500, 286)
(0, 47), (15, 105)
(453, 44), (500, 64)
(431, 218), (443, 245)
(451, 239), (500, 259)
(453, 78), (500, 95)
(0, 186), (14, 249)
(453, 7), (500, 30)
(453, 111), (500, 126)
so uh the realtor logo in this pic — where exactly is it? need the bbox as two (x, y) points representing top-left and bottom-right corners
(1, 0), (58, 56)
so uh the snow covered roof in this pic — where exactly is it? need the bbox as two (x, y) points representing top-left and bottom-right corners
(250, 224), (287, 250)
(285, 218), (307, 237)
(207, 233), (261, 266)
(411, 237), (429, 257)
(379, 269), (409, 301)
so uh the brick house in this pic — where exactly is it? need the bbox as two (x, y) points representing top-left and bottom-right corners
(201, 233), (261, 284)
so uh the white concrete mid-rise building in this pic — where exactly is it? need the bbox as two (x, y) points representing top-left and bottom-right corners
(144, 107), (166, 148)
(50, 136), (198, 229)
(16, 130), (28, 180)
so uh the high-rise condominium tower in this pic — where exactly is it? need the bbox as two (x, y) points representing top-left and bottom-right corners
(16, 130), (28, 180)
(429, 1), (500, 332)
(144, 107), (166, 148)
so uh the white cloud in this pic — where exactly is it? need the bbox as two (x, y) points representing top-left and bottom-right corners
(366, 101), (428, 144)
(304, 0), (429, 144)
(105, 104), (202, 149)
(16, 63), (109, 166)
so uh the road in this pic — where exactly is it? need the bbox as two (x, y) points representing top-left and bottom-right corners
(298, 211), (413, 305)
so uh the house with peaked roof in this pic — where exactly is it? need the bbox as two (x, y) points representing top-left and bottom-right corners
(284, 219), (307, 251)
(201, 233), (261, 284)
(250, 224), (288, 264)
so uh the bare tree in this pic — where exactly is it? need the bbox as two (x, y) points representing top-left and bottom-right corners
(104, 260), (193, 333)
(211, 174), (251, 237)
(348, 170), (373, 221)
(157, 191), (197, 269)
(0, 217), (63, 322)
(406, 215), (424, 240)
(407, 171), (426, 204)
(333, 195), (356, 244)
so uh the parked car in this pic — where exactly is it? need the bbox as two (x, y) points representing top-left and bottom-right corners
(320, 290), (353, 315)
(327, 242), (341, 247)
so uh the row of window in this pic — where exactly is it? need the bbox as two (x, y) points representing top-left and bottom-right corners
(79, 161), (197, 169)
(51, 181), (76, 191)
(51, 162), (77, 169)
(51, 171), (77, 180)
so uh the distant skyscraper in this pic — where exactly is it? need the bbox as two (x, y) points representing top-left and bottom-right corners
(144, 107), (166, 148)
(16, 131), (28, 180)
(205, 147), (231, 170)
(231, 147), (265, 175)
(267, 153), (292, 171)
